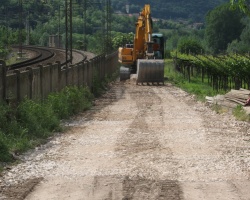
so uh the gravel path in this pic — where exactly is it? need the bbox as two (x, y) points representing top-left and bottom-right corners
(0, 79), (250, 199)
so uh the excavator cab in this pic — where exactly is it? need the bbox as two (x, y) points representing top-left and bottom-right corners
(152, 33), (164, 59)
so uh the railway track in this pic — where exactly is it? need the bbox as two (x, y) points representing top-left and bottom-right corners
(7, 46), (87, 72)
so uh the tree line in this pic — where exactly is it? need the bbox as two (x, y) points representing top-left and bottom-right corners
(1, 1), (250, 59)
(112, 0), (227, 22)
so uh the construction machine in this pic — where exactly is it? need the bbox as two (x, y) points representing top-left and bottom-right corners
(118, 4), (165, 84)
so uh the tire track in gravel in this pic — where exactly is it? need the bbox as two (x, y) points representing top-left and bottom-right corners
(115, 85), (183, 199)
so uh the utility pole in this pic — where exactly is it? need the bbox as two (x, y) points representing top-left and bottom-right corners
(83, 0), (88, 51)
(82, 0), (111, 53)
(4, 6), (9, 48)
(25, 11), (30, 45)
(65, 0), (73, 64)
(58, 6), (61, 48)
(18, 0), (23, 58)
(105, 0), (112, 54)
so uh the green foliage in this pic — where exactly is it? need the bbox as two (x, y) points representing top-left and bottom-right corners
(47, 86), (93, 119)
(17, 99), (59, 138)
(0, 102), (30, 158)
(229, 0), (250, 15)
(112, 32), (134, 49)
(112, 15), (137, 33)
(205, 3), (244, 54)
(177, 37), (204, 54)
(165, 59), (218, 100)
(0, 102), (24, 138)
(0, 48), (8, 59)
(0, 0), (229, 54)
(0, 26), (20, 59)
(62, 86), (93, 114)
(227, 18), (250, 53)
(0, 135), (13, 162)
(233, 105), (250, 121)
(0, 85), (93, 163)
(164, 27), (206, 54)
(174, 52), (250, 96)
(112, 0), (228, 21)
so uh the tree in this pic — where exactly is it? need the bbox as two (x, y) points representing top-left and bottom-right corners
(177, 37), (204, 54)
(227, 17), (250, 53)
(112, 32), (134, 49)
(229, 0), (250, 15)
(205, 3), (244, 54)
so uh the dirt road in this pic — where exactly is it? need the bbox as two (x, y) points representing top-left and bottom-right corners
(1, 79), (250, 199)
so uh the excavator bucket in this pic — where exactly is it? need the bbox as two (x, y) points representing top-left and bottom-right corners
(136, 59), (164, 84)
(120, 66), (130, 81)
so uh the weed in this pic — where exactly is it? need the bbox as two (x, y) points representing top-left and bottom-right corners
(211, 104), (229, 114)
(0, 134), (13, 162)
(233, 105), (250, 122)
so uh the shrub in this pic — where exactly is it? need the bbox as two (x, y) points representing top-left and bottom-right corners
(177, 38), (204, 55)
(0, 85), (93, 163)
(47, 86), (93, 119)
(0, 135), (12, 162)
(17, 99), (60, 138)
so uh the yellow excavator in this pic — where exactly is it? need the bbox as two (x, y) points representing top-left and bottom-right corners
(118, 4), (165, 84)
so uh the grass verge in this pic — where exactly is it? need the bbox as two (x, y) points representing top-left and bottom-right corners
(165, 59), (224, 101)
(165, 59), (250, 122)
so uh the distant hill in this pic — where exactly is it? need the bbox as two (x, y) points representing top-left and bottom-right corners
(112, 0), (228, 22)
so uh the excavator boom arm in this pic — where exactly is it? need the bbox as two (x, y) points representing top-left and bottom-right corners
(133, 4), (153, 61)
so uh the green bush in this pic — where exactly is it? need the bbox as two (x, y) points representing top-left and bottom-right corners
(17, 99), (60, 138)
(0, 85), (94, 164)
(0, 136), (12, 162)
(0, 102), (11, 131)
(177, 38), (204, 55)
(62, 86), (93, 114)
(47, 92), (69, 119)
(47, 86), (93, 119)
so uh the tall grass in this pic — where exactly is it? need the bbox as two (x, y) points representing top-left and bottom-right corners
(233, 105), (250, 121)
(0, 86), (93, 163)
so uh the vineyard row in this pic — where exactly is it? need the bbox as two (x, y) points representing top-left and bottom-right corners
(173, 53), (250, 91)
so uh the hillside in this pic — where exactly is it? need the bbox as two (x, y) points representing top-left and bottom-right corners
(112, 0), (228, 21)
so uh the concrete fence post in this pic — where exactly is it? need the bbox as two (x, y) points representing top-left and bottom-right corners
(39, 65), (44, 100)
(65, 66), (69, 87)
(49, 64), (53, 92)
(56, 61), (61, 91)
(77, 63), (80, 87)
(87, 60), (91, 89)
(0, 60), (7, 101)
(26, 67), (34, 100)
(14, 69), (21, 102)
(85, 61), (89, 87)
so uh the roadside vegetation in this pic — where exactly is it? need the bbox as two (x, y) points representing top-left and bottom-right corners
(165, 59), (219, 101)
(0, 86), (93, 165)
(233, 105), (250, 121)
(0, 65), (118, 167)
(165, 59), (250, 122)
